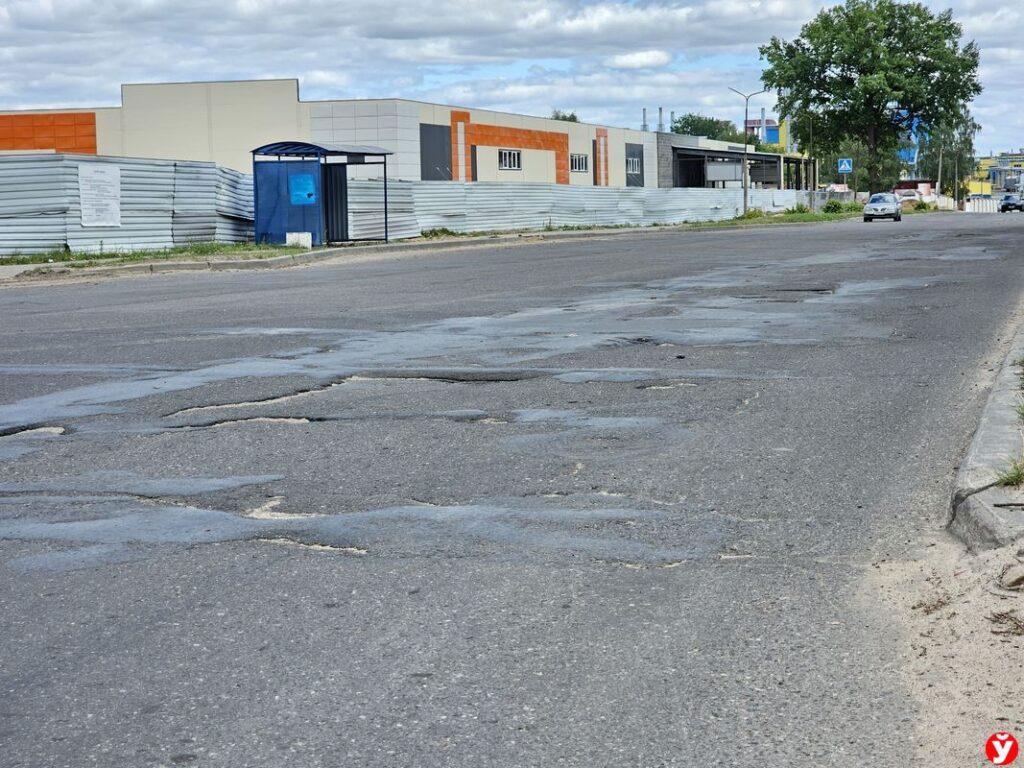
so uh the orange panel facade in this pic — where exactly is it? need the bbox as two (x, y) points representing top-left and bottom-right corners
(0, 112), (96, 154)
(450, 111), (570, 184)
(595, 128), (609, 186)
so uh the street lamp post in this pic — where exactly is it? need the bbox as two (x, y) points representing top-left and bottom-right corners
(729, 87), (768, 215)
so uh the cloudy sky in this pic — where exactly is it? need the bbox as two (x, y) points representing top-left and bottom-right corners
(0, 0), (1017, 153)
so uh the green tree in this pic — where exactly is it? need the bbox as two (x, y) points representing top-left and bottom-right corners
(818, 139), (903, 191)
(550, 109), (579, 122)
(760, 0), (981, 192)
(671, 113), (759, 148)
(916, 113), (979, 197)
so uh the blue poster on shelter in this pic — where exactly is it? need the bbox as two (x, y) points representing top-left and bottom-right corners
(288, 173), (317, 206)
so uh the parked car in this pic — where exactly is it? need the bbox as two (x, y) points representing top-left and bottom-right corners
(999, 194), (1024, 213)
(863, 193), (902, 222)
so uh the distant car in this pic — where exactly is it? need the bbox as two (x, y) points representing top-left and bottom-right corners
(863, 193), (902, 222)
(999, 194), (1024, 212)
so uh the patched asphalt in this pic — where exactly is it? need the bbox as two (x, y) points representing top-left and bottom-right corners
(1, 214), (1022, 766)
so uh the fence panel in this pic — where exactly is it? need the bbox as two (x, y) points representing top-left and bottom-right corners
(965, 198), (998, 213)
(0, 154), (254, 256)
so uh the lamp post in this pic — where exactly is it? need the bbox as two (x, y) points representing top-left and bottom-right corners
(729, 87), (768, 215)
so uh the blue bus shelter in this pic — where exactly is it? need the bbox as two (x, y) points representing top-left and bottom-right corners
(252, 141), (392, 246)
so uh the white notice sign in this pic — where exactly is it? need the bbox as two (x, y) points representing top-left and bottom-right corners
(78, 164), (121, 227)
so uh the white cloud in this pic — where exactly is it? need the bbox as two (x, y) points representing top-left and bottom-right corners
(0, 0), (1017, 151)
(605, 50), (672, 69)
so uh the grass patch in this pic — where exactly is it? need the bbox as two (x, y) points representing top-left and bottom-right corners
(996, 457), (1024, 487)
(420, 223), (643, 239)
(682, 209), (862, 230)
(3, 241), (304, 268)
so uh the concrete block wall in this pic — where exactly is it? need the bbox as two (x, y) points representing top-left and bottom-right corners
(308, 99), (421, 180)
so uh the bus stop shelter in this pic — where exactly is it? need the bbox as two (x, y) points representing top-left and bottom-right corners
(252, 141), (392, 246)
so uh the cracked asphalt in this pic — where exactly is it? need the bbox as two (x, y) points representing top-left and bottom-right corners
(1, 214), (1022, 767)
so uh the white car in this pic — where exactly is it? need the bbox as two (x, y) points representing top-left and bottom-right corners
(863, 193), (902, 222)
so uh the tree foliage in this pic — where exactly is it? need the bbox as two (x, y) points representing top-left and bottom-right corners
(550, 109), (579, 122)
(916, 112), (979, 197)
(760, 0), (981, 191)
(671, 113), (758, 148)
(817, 139), (904, 191)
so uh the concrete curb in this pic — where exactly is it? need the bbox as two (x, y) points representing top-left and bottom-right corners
(2, 229), (643, 282)
(1, 214), (891, 284)
(949, 323), (1024, 551)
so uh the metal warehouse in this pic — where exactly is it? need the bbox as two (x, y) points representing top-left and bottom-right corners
(0, 78), (814, 191)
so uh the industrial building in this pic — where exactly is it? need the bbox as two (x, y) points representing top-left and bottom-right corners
(974, 151), (1024, 193)
(0, 78), (813, 192)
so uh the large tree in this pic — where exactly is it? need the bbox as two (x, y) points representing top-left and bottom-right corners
(760, 0), (981, 191)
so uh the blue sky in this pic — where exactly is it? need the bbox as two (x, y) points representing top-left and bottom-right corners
(0, 0), (1017, 153)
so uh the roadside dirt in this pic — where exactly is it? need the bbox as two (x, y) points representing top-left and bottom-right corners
(870, 534), (1024, 766)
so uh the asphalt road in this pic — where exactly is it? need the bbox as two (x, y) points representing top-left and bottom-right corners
(1, 213), (1021, 767)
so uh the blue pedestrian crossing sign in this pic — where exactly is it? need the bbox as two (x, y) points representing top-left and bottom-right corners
(837, 158), (854, 174)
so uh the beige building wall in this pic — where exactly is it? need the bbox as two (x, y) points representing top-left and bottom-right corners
(0, 79), (662, 185)
(307, 99), (420, 180)
(94, 108), (123, 156)
(114, 79), (305, 172)
(473, 146), (556, 183)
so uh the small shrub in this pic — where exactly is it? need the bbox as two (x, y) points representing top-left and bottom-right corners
(914, 200), (930, 211)
(822, 199), (844, 214)
(786, 203), (810, 214)
(843, 201), (864, 212)
(421, 227), (461, 238)
(738, 209), (766, 220)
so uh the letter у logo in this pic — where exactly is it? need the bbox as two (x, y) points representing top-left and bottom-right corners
(987, 732), (1020, 765)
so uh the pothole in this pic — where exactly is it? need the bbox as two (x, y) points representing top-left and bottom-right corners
(255, 537), (368, 555)
(242, 497), (323, 520)
(165, 381), (347, 417)
(638, 382), (698, 390)
(0, 425), (67, 439)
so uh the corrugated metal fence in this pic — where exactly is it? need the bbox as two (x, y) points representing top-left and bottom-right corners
(347, 181), (812, 239)
(964, 197), (999, 213)
(0, 157), (813, 255)
(0, 154), (252, 255)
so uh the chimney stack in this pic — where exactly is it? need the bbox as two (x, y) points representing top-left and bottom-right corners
(641, 108), (649, 132)
(657, 107), (664, 132)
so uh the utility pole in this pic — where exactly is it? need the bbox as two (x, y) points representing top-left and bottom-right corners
(955, 152), (959, 209)
(729, 87), (767, 215)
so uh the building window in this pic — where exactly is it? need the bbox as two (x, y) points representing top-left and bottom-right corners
(626, 156), (642, 175)
(498, 149), (522, 170)
(570, 153), (589, 173)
